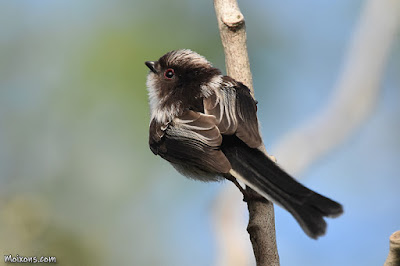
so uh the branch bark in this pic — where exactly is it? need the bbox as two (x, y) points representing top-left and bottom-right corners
(213, 0), (400, 265)
(384, 231), (400, 266)
(214, 0), (279, 265)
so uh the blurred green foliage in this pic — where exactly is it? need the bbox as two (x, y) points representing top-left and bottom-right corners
(0, 1), (224, 265)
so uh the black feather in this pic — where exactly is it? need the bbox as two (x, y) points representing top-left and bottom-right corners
(221, 135), (343, 239)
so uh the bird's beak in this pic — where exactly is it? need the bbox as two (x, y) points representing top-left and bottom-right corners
(145, 61), (157, 74)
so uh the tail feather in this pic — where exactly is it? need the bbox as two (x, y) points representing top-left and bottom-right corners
(222, 135), (343, 239)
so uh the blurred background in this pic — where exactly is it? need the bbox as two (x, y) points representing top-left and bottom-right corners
(0, 0), (399, 265)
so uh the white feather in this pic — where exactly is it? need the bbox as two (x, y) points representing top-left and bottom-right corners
(166, 49), (211, 68)
(229, 169), (278, 205)
(201, 75), (223, 97)
(146, 72), (181, 124)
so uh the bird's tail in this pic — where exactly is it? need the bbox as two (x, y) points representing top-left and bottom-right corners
(221, 136), (343, 239)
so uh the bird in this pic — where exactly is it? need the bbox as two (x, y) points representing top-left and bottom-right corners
(145, 49), (343, 239)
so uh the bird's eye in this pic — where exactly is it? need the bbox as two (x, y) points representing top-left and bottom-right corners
(164, 68), (175, 79)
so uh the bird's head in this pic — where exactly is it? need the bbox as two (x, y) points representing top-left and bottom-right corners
(145, 50), (221, 113)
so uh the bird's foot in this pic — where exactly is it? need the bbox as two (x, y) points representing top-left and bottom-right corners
(224, 174), (268, 203)
(242, 188), (268, 203)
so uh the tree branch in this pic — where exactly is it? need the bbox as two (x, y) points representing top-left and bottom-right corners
(213, 0), (400, 265)
(214, 0), (279, 265)
(214, 0), (253, 94)
(384, 231), (400, 266)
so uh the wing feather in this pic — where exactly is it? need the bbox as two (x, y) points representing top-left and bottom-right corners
(149, 110), (232, 178)
(204, 77), (262, 148)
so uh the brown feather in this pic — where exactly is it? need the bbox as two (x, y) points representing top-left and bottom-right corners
(204, 77), (262, 148)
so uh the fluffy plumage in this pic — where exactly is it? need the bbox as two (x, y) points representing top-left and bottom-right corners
(145, 49), (343, 239)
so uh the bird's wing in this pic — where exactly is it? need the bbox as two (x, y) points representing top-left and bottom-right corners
(149, 110), (232, 175)
(203, 76), (262, 148)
